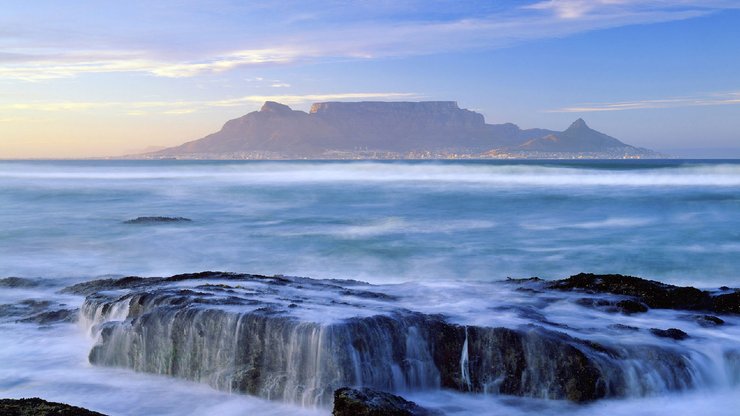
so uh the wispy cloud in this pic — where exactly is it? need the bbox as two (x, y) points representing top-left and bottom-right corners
(527, 0), (740, 19)
(548, 91), (740, 112)
(0, 48), (303, 81)
(0, 92), (420, 116)
(205, 92), (420, 107)
(526, 0), (631, 19)
(1, 1), (737, 81)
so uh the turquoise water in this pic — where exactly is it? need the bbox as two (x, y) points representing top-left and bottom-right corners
(1, 159), (739, 286)
(1, 159), (739, 416)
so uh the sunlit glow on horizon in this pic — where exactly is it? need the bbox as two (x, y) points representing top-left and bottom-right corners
(0, 0), (738, 158)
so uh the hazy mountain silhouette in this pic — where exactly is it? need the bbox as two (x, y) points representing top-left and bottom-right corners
(148, 101), (658, 158)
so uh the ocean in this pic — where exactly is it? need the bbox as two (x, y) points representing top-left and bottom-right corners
(1, 159), (739, 415)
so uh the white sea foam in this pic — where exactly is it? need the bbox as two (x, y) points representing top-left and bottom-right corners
(2, 160), (739, 414)
(0, 322), (324, 416)
(521, 217), (654, 231)
(2, 161), (740, 187)
(407, 388), (740, 416)
(3, 272), (740, 415)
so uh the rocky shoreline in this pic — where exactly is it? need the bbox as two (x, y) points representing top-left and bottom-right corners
(63, 271), (739, 410)
(1, 272), (737, 414)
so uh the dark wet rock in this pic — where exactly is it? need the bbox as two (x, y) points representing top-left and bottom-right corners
(615, 299), (649, 314)
(0, 298), (75, 325)
(0, 277), (39, 288)
(62, 276), (153, 296)
(508, 277), (545, 293)
(341, 289), (398, 301)
(460, 326), (610, 402)
(123, 216), (192, 224)
(18, 308), (78, 325)
(0, 304), (25, 318)
(574, 297), (647, 315)
(19, 299), (53, 309)
(712, 291), (740, 314)
(63, 271), (253, 297)
(693, 315), (725, 327)
(650, 328), (689, 340)
(582, 340), (615, 356)
(327, 278), (373, 286)
(80, 271), (716, 406)
(506, 277), (543, 283)
(608, 324), (639, 331)
(0, 397), (106, 416)
(514, 287), (542, 294)
(575, 298), (611, 308)
(1, 302), (47, 318)
(491, 305), (547, 322)
(332, 387), (439, 416)
(550, 273), (738, 314)
(165, 271), (287, 287)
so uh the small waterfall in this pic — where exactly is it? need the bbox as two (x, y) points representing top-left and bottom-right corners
(460, 327), (472, 391)
(79, 294), (131, 337)
(86, 297), (443, 407)
(404, 326), (441, 389)
(79, 275), (740, 407)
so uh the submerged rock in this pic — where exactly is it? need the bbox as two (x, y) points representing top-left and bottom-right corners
(123, 216), (192, 224)
(615, 299), (649, 314)
(18, 308), (78, 325)
(0, 298), (76, 325)
(0, 397), (106, 416)
(332, 387), (439, 416)
(0, 277), (39, 288)
(650, 328), (690, 341)
(693, 315), (725, 327)
(608, 323), (639, 332)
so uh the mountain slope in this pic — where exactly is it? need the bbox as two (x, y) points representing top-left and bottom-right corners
(161, 101), (342, 155)
(147, 101), (658, 159)
(516, 118), (628, 152)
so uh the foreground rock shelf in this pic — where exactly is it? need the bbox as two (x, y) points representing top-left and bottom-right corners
(70, 272), (740, 408)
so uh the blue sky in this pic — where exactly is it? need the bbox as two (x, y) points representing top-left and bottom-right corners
(0, 0), (738, 157)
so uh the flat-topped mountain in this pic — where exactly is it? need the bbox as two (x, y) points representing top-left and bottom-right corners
(146, 101), (660, 159)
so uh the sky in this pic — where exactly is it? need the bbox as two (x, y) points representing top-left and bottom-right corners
(0, 0), (739, 158)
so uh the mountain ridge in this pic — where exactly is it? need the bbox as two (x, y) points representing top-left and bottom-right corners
(145, 101), (662, 159)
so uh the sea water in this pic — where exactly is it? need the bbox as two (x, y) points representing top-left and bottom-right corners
(1, 159), (739, 415)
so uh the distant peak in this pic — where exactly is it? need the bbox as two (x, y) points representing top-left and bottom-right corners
(260, 101), (292, 113)
(568, 118), (589, 130)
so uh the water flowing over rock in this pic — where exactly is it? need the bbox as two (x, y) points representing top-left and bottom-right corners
(78, 272), (740, 408)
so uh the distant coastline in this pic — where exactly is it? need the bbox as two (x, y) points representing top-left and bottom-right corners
(132, 101), (666, 160)
(128, 149), (669, 160)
